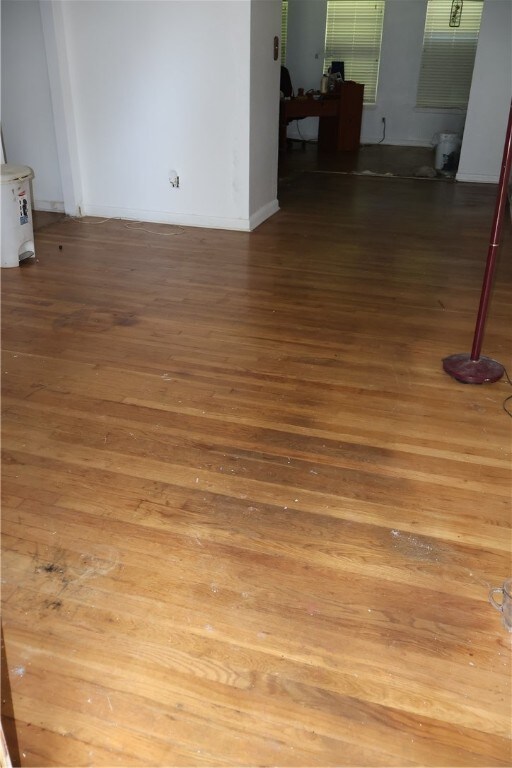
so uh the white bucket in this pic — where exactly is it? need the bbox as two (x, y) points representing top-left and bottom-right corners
(434, 133), (461, 172)
(1, 164), (36, 268)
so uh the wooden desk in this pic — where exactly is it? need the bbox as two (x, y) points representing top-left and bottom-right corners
(280, 82), (364, 153)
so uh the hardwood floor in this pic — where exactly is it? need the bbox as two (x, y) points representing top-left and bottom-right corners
(278, 142), (436, 180)
(2, 174), (511, 767)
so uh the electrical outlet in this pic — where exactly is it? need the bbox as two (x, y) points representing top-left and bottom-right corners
(381, 116), (386, 124)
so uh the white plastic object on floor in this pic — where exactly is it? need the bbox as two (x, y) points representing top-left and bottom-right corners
(1, 164), (36, 268)
(434, 133), (461, 172)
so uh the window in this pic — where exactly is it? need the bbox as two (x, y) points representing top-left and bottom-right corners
(417, 0), (483, 108)
(281, 1), (288, 66)
(323, 1), (385, 104)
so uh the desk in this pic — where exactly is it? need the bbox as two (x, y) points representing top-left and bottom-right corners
(279, 82), (364, 153)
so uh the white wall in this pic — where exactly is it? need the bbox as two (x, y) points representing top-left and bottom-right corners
(285, 0), (327, 140)
(286, 0), (327, 90)
(249, 0), (281, 227)
(1, 0), (64, 210)
(363, 0), (467, 146)
(457, 0), (512, 183)
(60, 0), (253, 229)
(2, 0), (280, 232)
(285, 0), (467, 146)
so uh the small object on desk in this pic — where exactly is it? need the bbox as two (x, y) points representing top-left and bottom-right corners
(320, 74), (329, 94)
(328, 72), (343, 92)
(297, 88), (305, 97)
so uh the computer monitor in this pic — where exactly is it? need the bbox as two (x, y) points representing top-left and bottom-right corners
(330, 61), (345, 80)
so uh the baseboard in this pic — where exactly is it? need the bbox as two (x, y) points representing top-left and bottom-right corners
(361, 138), (434, 148)
(455, 172), (499, 184)
(51, 201), (279, 232)
(81, 204), (254, 232)
(34, 199), (65, 212)
(248, 199), (279, 231)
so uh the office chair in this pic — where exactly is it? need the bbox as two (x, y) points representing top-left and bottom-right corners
(280, 66), (307, 151)
(280, 66), (293, 98)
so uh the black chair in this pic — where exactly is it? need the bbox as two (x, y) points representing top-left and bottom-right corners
(280, 66), (293, 98)
(280, 66), (306, 151)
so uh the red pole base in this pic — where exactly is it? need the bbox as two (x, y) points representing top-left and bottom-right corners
(442, 353), (504, 384)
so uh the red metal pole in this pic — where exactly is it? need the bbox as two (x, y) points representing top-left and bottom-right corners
(443, 101), (512, 384)
(470, 100), (512, 360)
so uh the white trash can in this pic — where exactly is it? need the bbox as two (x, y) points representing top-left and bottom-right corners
(434, 133), (461, 172)
(1, 164), (36, 268)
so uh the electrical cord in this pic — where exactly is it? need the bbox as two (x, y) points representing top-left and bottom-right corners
(502, 365), (512, 418)
(291, 119), (315, 147)
(65, 216), (185, 237)
(295, 120), (308, 145)
(123, 222), (186, 236)
(378, 119), (386, 144)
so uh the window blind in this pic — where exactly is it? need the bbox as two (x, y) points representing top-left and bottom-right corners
(417, 0), (483, 108)
(323, 0), (385, 104)
(281, 1), (288, 66)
